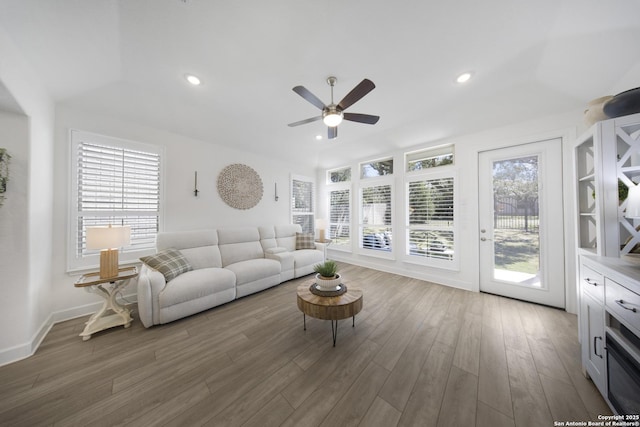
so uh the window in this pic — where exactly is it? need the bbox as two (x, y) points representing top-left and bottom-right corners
(407, 175), (455, 261)
(69, 130), (162, 270)
(291, 175), (315, 233)
(360, 184), (392, 251)
(328, 166), (351, 183)
(360, 158), (393, 178)
(406, 145), (454, 172)
(329, 188), (350, 248)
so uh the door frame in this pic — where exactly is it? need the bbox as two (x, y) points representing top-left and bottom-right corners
(478, 139), (565, 308)
(470, 130), (577, 313)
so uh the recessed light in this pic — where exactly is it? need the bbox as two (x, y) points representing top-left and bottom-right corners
(185, 74), (202, 86)
(315, 135), (323, 141)
(455, 72), (473, 84)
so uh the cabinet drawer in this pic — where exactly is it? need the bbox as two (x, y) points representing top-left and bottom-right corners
(606, 278), (640, 333)
(581, 264), (605, 303)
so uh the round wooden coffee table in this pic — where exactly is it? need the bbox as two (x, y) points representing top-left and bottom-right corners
(296, 282), (363, 346)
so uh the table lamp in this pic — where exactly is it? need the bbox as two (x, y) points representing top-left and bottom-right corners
(626, 184), (640, 219)
(316, 218), (327, 242)
(86, 225), (131, 279)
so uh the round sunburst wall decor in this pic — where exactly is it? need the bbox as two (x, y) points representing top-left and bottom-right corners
(217, 163), (263, 209)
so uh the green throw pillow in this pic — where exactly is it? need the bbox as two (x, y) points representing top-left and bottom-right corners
(140, 248), (192, 282)
(295, 232), (316, 250)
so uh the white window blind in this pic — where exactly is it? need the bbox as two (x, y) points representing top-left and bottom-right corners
(70, 131), (161, 268)
(291, 176), (314, 234)
(360, 184), (392, 251)
(407, 177), (454, 260)
(329, 188), (350, 247)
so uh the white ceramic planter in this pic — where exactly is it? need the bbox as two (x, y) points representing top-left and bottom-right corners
(315, 273), (342, 291)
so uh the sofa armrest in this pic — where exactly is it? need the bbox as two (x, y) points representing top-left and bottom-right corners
(313, 241), (329, 261)
(264, 247), (288, 255)
(137, 264), (166, 328)
(265, 250), (294, 272)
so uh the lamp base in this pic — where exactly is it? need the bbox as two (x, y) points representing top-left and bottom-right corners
(99, 249), (120, 279)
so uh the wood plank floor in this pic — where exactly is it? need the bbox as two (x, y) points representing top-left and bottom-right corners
(0, 263), (612, 426)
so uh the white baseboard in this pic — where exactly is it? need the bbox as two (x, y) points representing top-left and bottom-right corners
(329, 253), (474, 291)
(0, 292), (137, 367)
(0, 313), (53, 368)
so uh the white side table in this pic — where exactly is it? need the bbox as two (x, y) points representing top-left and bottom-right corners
(315, 239), (332, 260)
(74, 266), (137, 341)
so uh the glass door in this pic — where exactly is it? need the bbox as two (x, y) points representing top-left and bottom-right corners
(478, 139), (565, 308)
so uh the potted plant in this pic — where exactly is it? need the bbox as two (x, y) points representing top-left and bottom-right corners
(313, 260), (342, 290)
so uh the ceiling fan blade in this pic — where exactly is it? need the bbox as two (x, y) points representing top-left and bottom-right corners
(292, 86), (326, 110)
(328, 126), (337, 139)
(288, 116), (322, 127)
(337, 78), (376, 110)
(343, 113), (380, 125)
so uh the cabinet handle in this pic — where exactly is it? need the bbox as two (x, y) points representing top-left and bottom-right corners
(615, 299), (638, 313)
(584, 278), (598, 286)
(594, 336), (603, 359)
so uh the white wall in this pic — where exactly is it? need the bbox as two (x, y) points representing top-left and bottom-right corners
(317, 110), (581, 313)
(0, 112), (31, 354)
(0, 25), (56, 365)
(50, 106), (316, 321)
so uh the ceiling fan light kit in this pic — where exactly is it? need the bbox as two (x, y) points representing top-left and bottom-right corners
(289, 76), (380, 140)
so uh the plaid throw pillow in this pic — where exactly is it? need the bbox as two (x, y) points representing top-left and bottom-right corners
(140, 248), (192, 282)
(295, 232), (316, 250)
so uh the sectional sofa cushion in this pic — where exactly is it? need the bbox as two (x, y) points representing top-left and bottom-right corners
(218, 227), (265, 266)
(140, 248), (192, 282)
(156, 229), (222, 269)
(224, 258), (281, 287)
(158, 267), (235, 308)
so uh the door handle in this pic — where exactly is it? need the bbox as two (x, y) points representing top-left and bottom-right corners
(615, 299), (638, 313)
(480, 237), (492, 241)
(594, 336), (603, 359)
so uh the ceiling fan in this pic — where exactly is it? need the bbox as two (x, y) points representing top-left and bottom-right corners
(288, 76), (380, 140)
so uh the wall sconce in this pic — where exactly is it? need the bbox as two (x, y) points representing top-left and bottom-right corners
(0, 148), (10, 207)
(626, 184), (640, 218)
(86, 225), (131, 279)
(316, 218), (327, 242)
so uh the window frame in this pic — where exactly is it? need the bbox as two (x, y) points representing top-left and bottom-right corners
(327, 166), (352, 184)
(68, 129), (164, 272)
(405, 144), (455, 173)
(358, 177), (394, 259)
(327, 182), (352, 252)
(404, 167), (458, 270)
(359, 157), (394, 179)
(290, 174), (315, 234)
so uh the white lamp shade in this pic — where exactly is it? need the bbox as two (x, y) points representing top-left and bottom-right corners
(323, 113), (343, 127)
(626, 185), (640, 218)
(316, 219), (327, 230)
(86, 225), (131, 250)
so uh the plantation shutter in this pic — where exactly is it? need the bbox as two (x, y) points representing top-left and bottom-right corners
(360, 184), (392, 250)
(291, 177), (314, 233)
(76, 140), (160, 257)
(329, 188), (350, 247)
(407, 177), (454, 260)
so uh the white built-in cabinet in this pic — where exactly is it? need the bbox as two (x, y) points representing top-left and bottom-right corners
(579, 261), (606, 396)
(574, 113), (640, 411)
(574, 112), (640, 256)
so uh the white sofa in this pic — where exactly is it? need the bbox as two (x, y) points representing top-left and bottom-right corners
(137, 224), (325, 327)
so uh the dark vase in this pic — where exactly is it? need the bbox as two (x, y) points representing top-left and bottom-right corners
(604, 87), (640, 118)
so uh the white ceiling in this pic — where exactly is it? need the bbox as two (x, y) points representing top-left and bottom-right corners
(1, 0), (639, 168)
